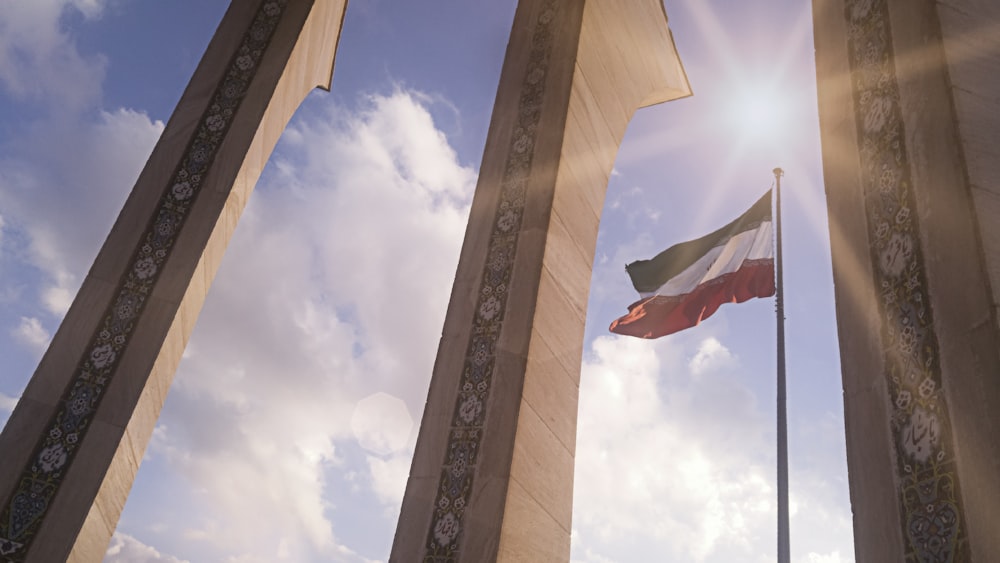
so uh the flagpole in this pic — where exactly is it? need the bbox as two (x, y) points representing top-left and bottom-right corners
(773, 167), (790, 563)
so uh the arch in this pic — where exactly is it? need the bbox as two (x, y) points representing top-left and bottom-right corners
(0, 1), (347, 560)
(390, 0), (690, 560)
(3, 0), (1000, 561)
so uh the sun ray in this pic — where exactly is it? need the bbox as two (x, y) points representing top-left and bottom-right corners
(891, 19), (1000, 85)
(684, 134), (768, 234)
(677, 0), (742, 75)
(616, 104), (717, 166)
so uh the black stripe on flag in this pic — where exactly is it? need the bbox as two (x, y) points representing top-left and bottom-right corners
(625, 190), (773, 293)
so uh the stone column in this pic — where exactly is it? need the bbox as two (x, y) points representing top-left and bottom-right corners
(814, 0), (1000, 560)
(390, 0), (690, 561)
(0, 1), (346, 560)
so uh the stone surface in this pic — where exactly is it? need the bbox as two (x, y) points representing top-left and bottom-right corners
(930, 1), (1000, 558)
(814, 0), (1000, 559)
(390, 0), (689, 561)
(0, 1), (347, 560)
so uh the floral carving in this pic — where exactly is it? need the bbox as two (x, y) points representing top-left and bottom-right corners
(423, 1), (559, 559)
(134, 256), (157, 279)
(0, 1), (290, 558)
(844, 0), (967, 559)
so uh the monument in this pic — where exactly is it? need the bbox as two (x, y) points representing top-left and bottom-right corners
(814, 0), (1000, 560)
(387, 0), (689, 560)
(1, 0), (999, 561)
(0, 1), (348, 560)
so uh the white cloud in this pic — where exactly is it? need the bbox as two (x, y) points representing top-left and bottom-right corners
(40, 286), (74, 316)
(0, 392), (18, 414)
(140, 90), (474, 561)
(366, 453), (411, 510)
(808, 551), (851, 563)
(0, 2), (149, 310)
(688, 337), (736, 376)
(0, 3), (856, 563)
(572, 335), (772, 562)
(0, 47), (468, 555)
(11, 316), (50, 351)
(571, 545), (618, 563)
(104, 532), (189, 563)
(351, 392), (413, 456)
(0, 107), (163, 315)
(0, 0), (108, 110)
(281, 93), (476, 404)
(571, 333), (854, 563)
(0, 393), (17, 430)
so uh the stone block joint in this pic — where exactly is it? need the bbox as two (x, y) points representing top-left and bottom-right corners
(843, 0), (968, 559)
(421, 1), (559, 560)
(0, 1), (289, 559)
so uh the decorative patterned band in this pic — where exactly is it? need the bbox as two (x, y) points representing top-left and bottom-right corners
(843, 0), (968, 560)
(0, 1), (289, 559)
(422, 1), (560, 560)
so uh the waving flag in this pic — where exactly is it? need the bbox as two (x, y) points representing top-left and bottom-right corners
(610, 190), (775, 339)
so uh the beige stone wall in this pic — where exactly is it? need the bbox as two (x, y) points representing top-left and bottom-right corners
(0, 1), (346, 560)
(931, 0), (1000, 557)
(936, 0), (1000, 320)
(814, 0), (1000, 560)
(887, 0), (1000, 558)
(812, 0), (906, 557)
(499, 0), (688, 560)
(391, 1), (689, 561)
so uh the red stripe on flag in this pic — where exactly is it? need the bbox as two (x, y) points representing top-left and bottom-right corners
(609, 260), (775, 339)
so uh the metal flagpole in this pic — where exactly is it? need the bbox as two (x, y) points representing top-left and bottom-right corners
(773, 167), (790, 563)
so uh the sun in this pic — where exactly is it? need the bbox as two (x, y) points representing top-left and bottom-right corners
(727, 84), (792, 147)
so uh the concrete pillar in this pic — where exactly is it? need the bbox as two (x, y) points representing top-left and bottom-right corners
(391, 0), (689, 561)
(0, 1), (346, 560)
(813, 0), (1000, 560)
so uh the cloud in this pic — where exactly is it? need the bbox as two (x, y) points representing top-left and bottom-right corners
(688, 337), (736, 376)
(366, 453), (411, 510)
(0, 108), (163, 315)
(0, 3), (158, 319)
(0, 392), (17, 430)
(0, 392), (18, 414)
(571, 333), (855, 563)
(0, 28), (469, 552)
(104, 532), (189, 563)
(351, 392), (414, 456)
(572, 335), (773, 562)
(139, 90), (474, 561)
(0, 0), (108, 110)
(11, 316), (50, 352)
(570, 545), (618, 563)
(0, 5), (854, 561)
(808, 552), (849, 563)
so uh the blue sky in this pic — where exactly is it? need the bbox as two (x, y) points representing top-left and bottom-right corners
(0, 1), (854, 561)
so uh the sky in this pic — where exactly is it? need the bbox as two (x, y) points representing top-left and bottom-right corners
(0, 1), (854, 562)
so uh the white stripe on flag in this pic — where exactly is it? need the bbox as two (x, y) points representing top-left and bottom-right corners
(639, 220), (774, 299)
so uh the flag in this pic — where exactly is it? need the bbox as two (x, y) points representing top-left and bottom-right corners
(609, 190), (775, 339)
